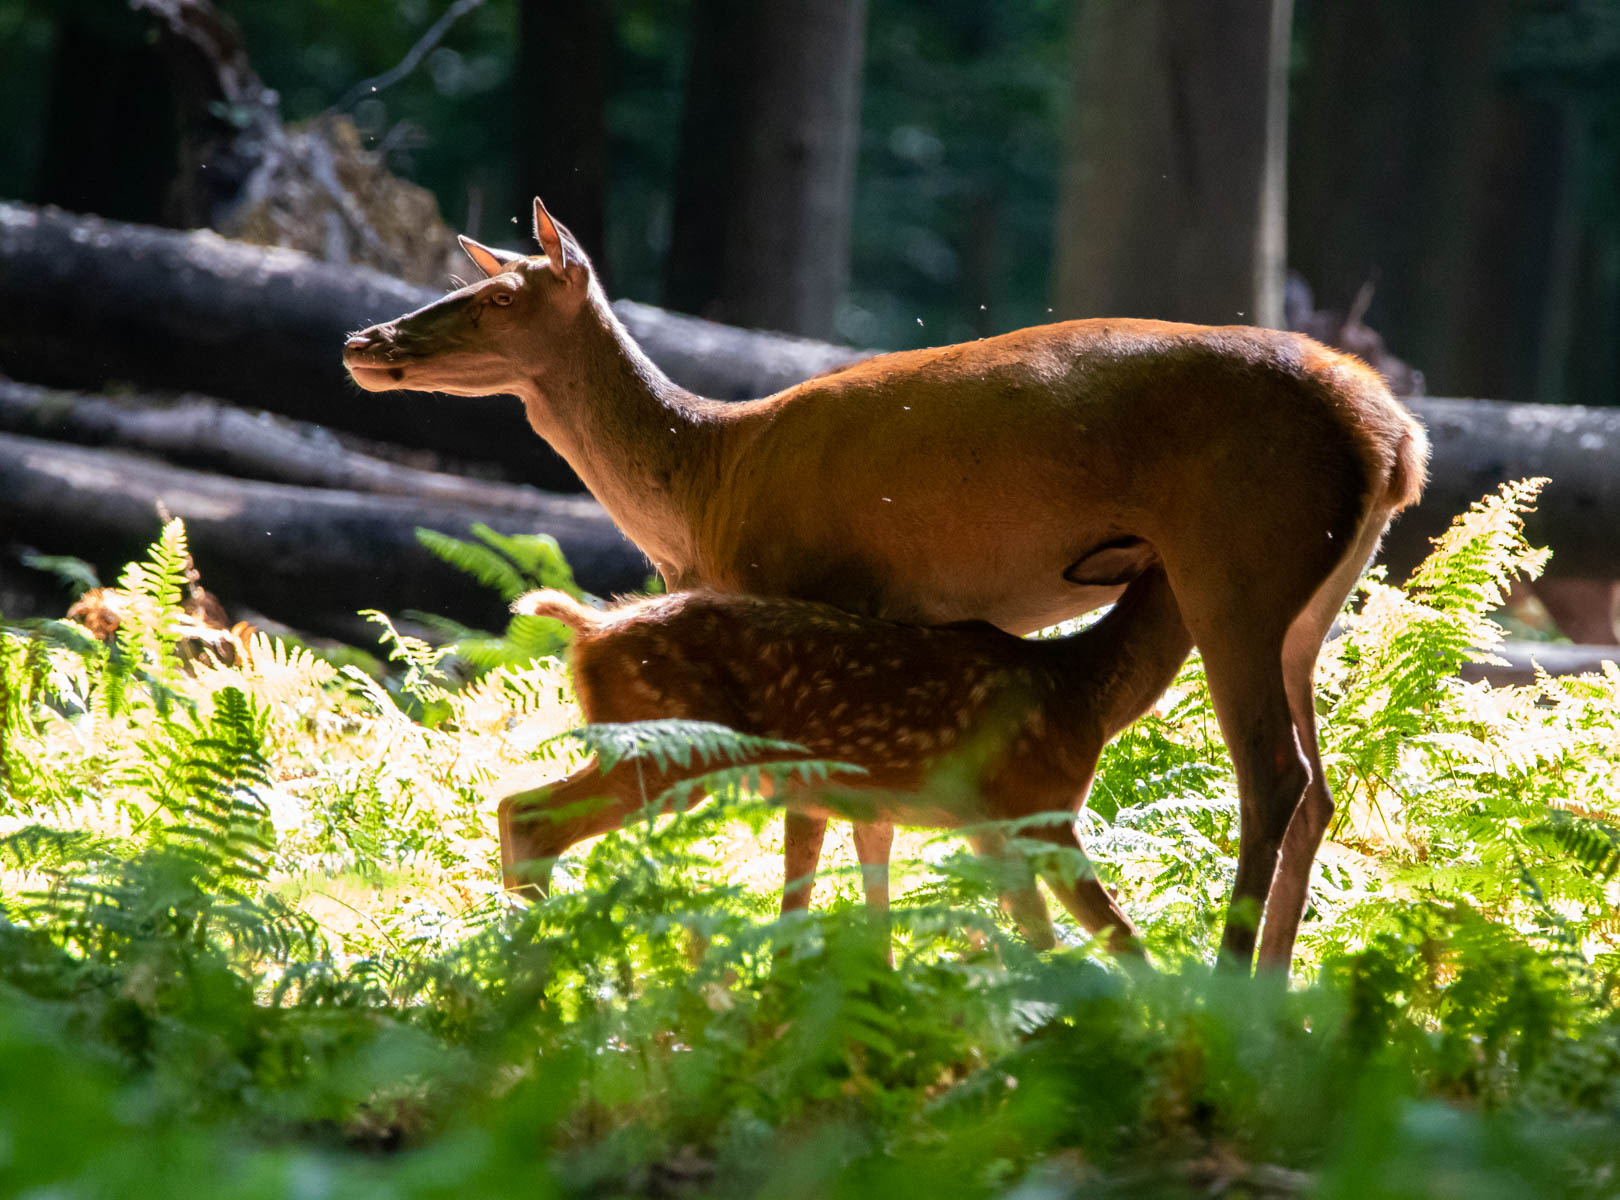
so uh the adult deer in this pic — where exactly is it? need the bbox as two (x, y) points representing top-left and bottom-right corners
(343, 198), (1427, 971)
(502, 568), (1191, 955)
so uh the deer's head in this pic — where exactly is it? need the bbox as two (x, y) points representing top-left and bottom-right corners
(343, 197), (592, 396)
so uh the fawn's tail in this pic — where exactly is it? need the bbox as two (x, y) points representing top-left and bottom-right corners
(511, 589), (600, 632)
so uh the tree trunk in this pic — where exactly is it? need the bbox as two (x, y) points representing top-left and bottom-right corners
(511, 0), (610, 270)
(664, 0), (866, 338)
(1288, 0), (1513, 393)
(1053, 0), (1292, 328)
(33, 6), (177, 224)
(0, 433), (647, 638)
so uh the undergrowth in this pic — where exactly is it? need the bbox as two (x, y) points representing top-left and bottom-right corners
(2, 483), (1620, 1197)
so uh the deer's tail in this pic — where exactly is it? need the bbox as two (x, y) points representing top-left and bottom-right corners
(511, 589), (601, 632)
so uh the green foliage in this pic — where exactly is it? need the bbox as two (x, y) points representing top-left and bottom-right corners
(412, 524), (580, 674)
(4, 488), (1620, 1195)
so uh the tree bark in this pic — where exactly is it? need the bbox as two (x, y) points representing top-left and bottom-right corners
(664, 0), (866, 338)
(1288, 0), (1514, 394)
(1053, 0), (1292, 328)
(0, 433), (647, 638)
(0, 203), (858, 477)
(511, 0), (610, 271)
(0, 377), (567, 510)
(1385, 397), (1620, 580)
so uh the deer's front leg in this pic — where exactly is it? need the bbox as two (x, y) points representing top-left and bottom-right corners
(782, 811), (829, 913)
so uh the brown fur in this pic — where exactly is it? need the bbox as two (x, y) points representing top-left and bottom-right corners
(345, 200), (1429, 971)
(503, 571), (1191, 953)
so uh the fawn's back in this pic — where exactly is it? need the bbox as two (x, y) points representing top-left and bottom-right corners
(522, 570), (1188, 826)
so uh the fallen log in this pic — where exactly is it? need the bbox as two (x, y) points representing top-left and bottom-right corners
(0, 433), (647, 638)
(0, 203), (857, 480)
(0, 376), (561, 510)
(1461, 641), (1619, 687)
(3, 203), (1615, 577)
(1386, 397), (1620, 580)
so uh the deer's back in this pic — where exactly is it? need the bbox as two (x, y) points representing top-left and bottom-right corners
(570, 592), (1101, 816)
(700, 320), (1417, 632)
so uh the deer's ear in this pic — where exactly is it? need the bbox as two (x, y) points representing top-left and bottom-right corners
(457, 234), (522, 278)
(532, 196), (569, 278)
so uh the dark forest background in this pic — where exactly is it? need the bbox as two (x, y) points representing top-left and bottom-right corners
(5, 0), (1620, 407)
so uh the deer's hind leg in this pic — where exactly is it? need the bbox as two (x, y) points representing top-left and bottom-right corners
(968, 830), (1057, 950)
(1259, 510), (1392, 969)
(1024, 820), (1144, 957)
(781, 801), (895, 917)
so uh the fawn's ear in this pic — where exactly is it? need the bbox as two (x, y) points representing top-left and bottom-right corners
(457, 234), (523, 278)
(532, 196), (570, 279)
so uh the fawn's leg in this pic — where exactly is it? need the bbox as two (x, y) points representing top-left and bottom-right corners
(497, 756), (662, 895)
(1024, 820), (1144, 957)
(852, 820), (896, 965)
(782, 811), (828, 913)
(852, 821), (895, 915)
(968, 830), (1056, 950)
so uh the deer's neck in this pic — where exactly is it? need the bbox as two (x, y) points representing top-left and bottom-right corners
(516, 297), (729, 582)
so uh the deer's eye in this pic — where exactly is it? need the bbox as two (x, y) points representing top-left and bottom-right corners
(492, 291), (514, 306)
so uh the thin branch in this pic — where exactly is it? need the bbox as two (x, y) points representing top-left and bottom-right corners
(328, 0), (489, 115)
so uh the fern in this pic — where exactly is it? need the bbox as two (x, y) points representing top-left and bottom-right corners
(1531, 809), (1620, 883)
(545, 719), (813, 774)
(411, 525), (586, 676)
(18, 548), (101, 597)
(112, 517), (193, 689)
(416, 524), (582, 602)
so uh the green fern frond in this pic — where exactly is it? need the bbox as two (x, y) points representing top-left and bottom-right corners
(1408, 478), (1551, 617)
(653, 757), (868, 813)
(416, 524), (584, 603)
(0, 824), (116, 872)
(550, 719), (812, 773)
(1531, 809), (1620, 882)
(360, 610), (451, 711)
(18, 549), (100, 597)
(416, 528), (530, 600)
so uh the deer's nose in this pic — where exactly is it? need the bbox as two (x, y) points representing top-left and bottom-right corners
(346, 330), (384, 351)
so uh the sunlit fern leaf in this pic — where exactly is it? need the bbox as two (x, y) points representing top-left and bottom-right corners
(449, 660), (573, 729)
(1531, 809), (1620, 882)
(237, 630), (339, 705)
(117, 517), (190, 610)
(360, 609), (452, 711)
(652, 757), (868, 812)
(545, 719), (814, 774)
(120, 686), (277, 896)
(1407, 478), (1551, 627)
(0, 824), (116, 873)
(104, 517), (195, 700)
